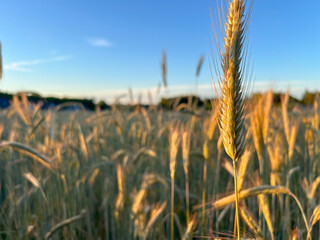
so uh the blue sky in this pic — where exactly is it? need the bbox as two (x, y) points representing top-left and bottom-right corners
(0, 0), (319, 102)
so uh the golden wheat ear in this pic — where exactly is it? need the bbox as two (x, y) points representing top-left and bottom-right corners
(211, 1), (253, 239)
(217, 0), (249, 162)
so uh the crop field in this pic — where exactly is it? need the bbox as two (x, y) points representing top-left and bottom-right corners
(0, 91), (319, 239)
(1, 0), (319, 239)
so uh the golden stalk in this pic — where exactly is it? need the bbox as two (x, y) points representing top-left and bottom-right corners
(182, 129), (191, 224)
(169, 125), (180, 240)
(196, 185), (311, 239)
(217, 0), (248, 239)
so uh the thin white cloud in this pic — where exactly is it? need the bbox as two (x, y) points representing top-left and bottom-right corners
(4, 55), (72, 72)
(87, 38), (112, 47)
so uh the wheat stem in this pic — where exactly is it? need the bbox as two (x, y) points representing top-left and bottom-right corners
(233, 160), (240, 240)
(217, 0), (247, 239)
(202, 161), (207, 235)
(185, 172), (190, 224)
(171, 179), (174, 240)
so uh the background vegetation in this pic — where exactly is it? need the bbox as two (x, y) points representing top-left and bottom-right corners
(0, 91), (319, 239)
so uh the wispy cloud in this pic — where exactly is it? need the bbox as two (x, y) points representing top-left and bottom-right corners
(86, 38), (112, 47)
(4, 55), (72, 72)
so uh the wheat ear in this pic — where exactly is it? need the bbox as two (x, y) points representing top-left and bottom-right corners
(218, 0), (247, 239)
(219, 0), (246, 162)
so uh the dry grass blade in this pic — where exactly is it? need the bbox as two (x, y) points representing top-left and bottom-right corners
(281, 91), (290, 143)
(313, 94), (319, 131)
(255, 177), (274, 240)
(44, 210), (86, 240)
(221, 158), (234, 177)
(78, 125), (89, 161)
(0, 124), (4, 141)
(196, 185), (310, 239)
(200, 185), (283, 208)
(288, 121), (298, 161)
(54, 102), (85, 111)
(182, 129), (191, 174)
(115, 164), (125, 219)
(237, 149), (251, 192)
(258, 193), (274, 239)
(89, 168), (100, 185)
(60, 174), (68, 194)
(142, 201), (167, 240)
(132, 174), (167, 216)
(206, 108), (219, 141)
(12, 94), (31, 126)
(140, 107), (152, 131)
(182, 215), (197, 240)
(24, 172), (48, 203)
(268, 133), (282, 186)
(250, 102), (264, 161)
(0, 141), (53, 170)
(308, 176), (320, 200)
(28, 115), (46, 139)
(20, 92), (31, 124)
(182, 127), (191, 224)
(239, 204), (263, 239)
(263, 89), (273, 143)
(309, 205), (320, 233)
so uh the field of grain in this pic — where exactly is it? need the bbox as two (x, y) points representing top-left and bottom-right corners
(1, 0), (319, 239)
(0, 91), (319, 239)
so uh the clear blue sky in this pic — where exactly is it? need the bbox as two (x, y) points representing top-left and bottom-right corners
(0, 0), (319, 102)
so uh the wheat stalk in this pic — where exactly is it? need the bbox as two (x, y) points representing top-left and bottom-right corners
(196, 185), (311, 239)
(169, 125), (180, 240)
(0, 141), (53, 170)
(216, 0), (248, 238)
(182, 128), (191, 224)
(281, 91), (290, 143)
(44, 210), (86, 240)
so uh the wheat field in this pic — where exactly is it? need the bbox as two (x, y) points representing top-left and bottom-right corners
(0, 90), (318, 239)
(1, 0), (319, 239)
